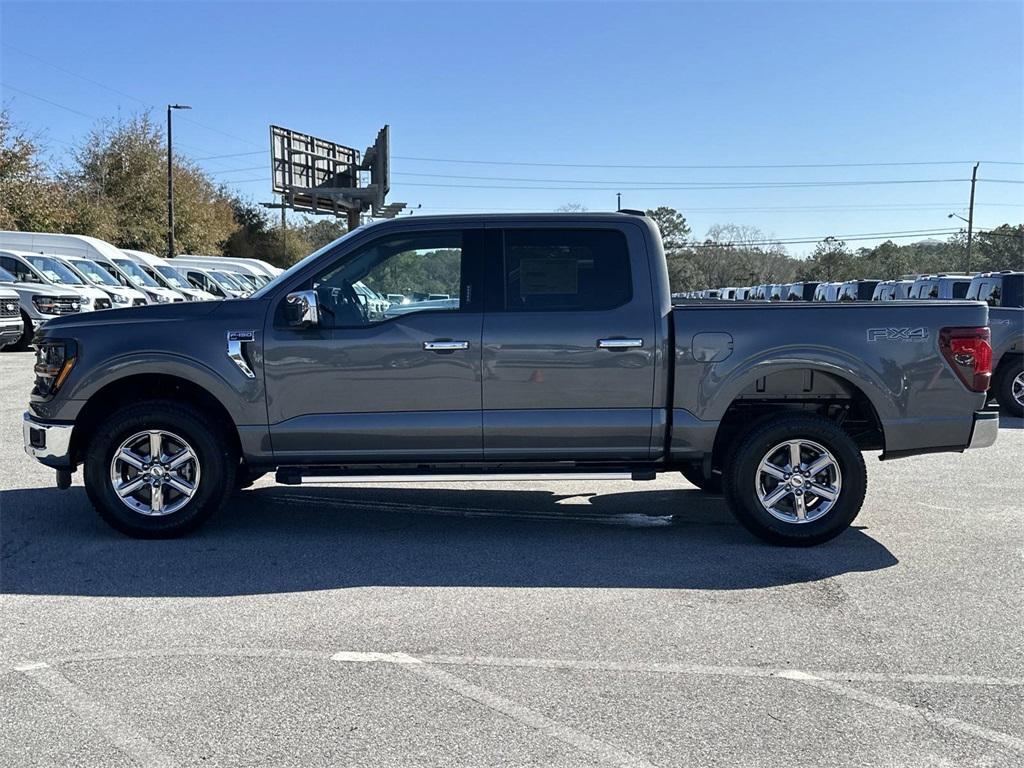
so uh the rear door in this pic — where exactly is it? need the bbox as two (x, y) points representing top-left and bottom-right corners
(481, 224), (657, 461)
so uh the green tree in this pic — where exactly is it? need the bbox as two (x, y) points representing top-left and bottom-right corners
(0, 109), (75, 231)
(646, 206), (691, 250)
(802, 236), (853, 281)
(69, 113), (235, 255)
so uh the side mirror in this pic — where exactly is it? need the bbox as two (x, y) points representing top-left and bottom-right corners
(285, 289), (319, 328)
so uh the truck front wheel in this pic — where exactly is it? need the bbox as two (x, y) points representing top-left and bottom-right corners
(722, 414), (866, 546)
(83, 400), (236, 538)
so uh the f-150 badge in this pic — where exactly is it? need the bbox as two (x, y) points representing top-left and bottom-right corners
(866, 327), (928, 342)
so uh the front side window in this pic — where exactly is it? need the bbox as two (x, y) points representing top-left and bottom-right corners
(0, 257), (38, 283)
(309, 231), (465, 328)
(499, 229), (631, 312)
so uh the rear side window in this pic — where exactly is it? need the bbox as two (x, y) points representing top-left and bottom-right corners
(500, 229), (631, 312)
(951, 281), (969, 299)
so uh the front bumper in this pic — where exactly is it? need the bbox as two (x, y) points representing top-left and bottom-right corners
(968, 408), (999, 450)
(0, 322), (23, 346)
(23, 411), (74, 466)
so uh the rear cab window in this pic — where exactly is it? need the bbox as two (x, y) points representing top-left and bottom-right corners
(495, 229), (632, 312)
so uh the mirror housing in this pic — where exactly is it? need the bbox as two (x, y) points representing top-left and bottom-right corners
(284, 290), (319, 328)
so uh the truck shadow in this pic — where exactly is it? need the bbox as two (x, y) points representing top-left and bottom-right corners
(0, 485), (897, 597)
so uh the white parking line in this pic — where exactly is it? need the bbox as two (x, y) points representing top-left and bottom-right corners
(337, 651), (1024, 755)
(17, 662), (176, 768)
(333, 651), (659, 767)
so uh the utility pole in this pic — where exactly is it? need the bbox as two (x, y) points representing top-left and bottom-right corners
(965, 162), (979, 273)
(346, 208), (360, 233)
(166, 104), (191, 258)
(280, 202), (286, 255)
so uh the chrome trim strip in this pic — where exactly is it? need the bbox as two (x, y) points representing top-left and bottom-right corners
(226, 336), (255, 379)
(968, 410), (999, 450)
(423, 340), (470, 351)
(597, 338), (643, 349)
(23, 412), (74, 461)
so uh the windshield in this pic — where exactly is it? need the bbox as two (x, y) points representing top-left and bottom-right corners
(111, 258), (160, 287)
(0, 266), (15, 283)
(211, 271), (246, 291)
(68, 258), (119, 286)
(154, 264), (190, 289)
(25, 255), (86, 285)
(250, 227), (364, 300)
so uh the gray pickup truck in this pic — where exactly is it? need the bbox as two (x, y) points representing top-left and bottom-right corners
(966, 271), (1023, 416)
(23, 212), (998, 544)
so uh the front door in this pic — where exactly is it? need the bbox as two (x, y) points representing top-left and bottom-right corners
(263, 227), (485, 464)
(481, 225), (657, 461)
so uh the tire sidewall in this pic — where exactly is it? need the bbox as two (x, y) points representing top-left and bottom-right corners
(726, 416), (866, 545)
(996, 359), (1024, 418)
(84, 402), (233, 537)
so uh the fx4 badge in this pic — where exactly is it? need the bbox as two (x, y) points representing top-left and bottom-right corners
(866, 327), (929, 343)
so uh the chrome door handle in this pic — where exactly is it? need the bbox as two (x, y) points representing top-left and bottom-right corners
(597, 338), (643, 349)
(423, 340), (470, 351)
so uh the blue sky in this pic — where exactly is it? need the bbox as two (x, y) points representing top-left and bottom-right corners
(2, 1), (1022, 254)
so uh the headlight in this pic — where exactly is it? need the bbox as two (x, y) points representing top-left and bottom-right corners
(32, 295), (61, 314)
(148, 291), (170, 303)
(111, 293), (129, 304)
(79, 295), (92, 305)
(33, 339), (77, 399)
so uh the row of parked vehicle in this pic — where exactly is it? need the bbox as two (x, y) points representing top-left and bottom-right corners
(678, 272), (1020, 304)
(676, 270), (1024, 417)
(0, 231), (283, 351)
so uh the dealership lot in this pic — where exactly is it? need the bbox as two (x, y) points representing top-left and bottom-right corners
(1, 350), (1022, 767)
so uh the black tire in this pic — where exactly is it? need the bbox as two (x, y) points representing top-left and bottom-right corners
(680, 463), (723, 494)
(6, 311), (33, 352)
(994, 358), (1024, 418)
(84, 399), (236, 538)
(722, 413), (866, 546)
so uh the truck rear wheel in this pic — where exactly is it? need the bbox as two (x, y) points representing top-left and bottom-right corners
(995, 359), (1024, 418)
(83, 400), (236, 538)
(722, 414), (866, 546)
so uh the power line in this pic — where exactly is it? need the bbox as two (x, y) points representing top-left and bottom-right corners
(393, 171), (988, 187)
(2, 43), (265, 150)
(192, 150), (265, 161)
(395, 179), (972, 191)
(395, 155), (1024, 170)
(1, 82), (99, 119)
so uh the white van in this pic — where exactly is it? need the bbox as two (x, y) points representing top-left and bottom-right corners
(173, 255), (279, 281)
(54, 255), (148, 307)
(0, 232), (183, 304)
(121, 250), (216, 302)
(0, 249), (112, 311)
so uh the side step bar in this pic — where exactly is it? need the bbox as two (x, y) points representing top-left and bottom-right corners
(276, 469), (658, 485)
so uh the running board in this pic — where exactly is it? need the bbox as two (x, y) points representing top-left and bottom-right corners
(276, 469), (656, 485)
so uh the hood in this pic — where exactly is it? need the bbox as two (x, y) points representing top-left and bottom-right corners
(4, 283), (81, 301)
(141, 285), (186, 303)
(65, 284), (111, 308)
(38, 296), (225, 332)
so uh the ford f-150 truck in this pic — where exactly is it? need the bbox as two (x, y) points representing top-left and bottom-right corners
(22, 212), (998, 544)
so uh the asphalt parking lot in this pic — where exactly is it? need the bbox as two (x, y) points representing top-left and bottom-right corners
(1, 350), (1022, 768)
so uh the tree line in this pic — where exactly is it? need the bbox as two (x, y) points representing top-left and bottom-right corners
(641, 206), (1023, 292)
(2, 108), (1021, 284)
(0, 109), (345, 267)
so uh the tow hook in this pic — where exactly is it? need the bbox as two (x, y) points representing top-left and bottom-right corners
(56, 469), (72, 490)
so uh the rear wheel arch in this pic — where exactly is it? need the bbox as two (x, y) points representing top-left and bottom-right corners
(708, 368), (885, 471)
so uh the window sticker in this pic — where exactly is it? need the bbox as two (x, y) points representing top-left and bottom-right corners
(519, 258), (578, 296)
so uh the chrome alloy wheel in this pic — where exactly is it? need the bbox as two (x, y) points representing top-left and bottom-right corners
(109, 430), (200, 516)
(755, 439), (842, 524)
(1013, 372), (1024, 407)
